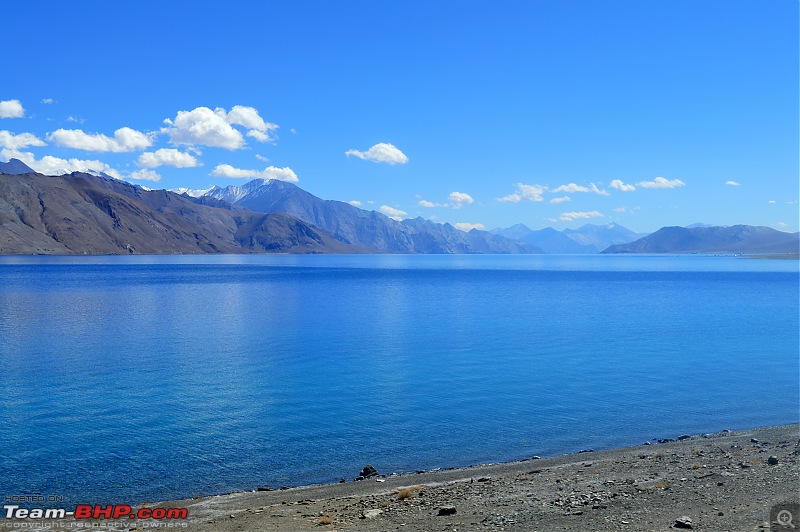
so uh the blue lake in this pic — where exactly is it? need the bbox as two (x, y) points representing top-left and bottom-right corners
(0, 254), (798, 505)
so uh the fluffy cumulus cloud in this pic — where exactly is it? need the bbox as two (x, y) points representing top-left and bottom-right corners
(224, 106), (278, 142)
(448, 191), (473, 208)
(128, 169), (161, 182)
(346, 143), (408, 164)
(0, 100), (25, 118)
(637, 176), (685, 189)
(211, 163), (298, 182)
(137, 148), (200, 168)
(550, 195), (571, 204)
(348, 200), (362, 207)
(454, 222), (485, 232)
(164, 107), (246, 150)
(379, 205), (407, 220)
(2, 148), (120, 178)
(560, 210), (604, 222)
(498, 183), (545, 203)
(47, 127), (151, 152)
(0, 131), (46, 150)
(610, 179), (636, 192)
(725, 180), (740, 186)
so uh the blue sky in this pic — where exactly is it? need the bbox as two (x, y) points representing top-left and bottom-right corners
(1, 1), (797, 233)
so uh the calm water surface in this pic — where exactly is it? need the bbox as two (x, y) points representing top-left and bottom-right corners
(0, 254), (797, 504)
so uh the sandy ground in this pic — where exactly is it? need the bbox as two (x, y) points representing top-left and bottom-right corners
(14, 424), (800, 531)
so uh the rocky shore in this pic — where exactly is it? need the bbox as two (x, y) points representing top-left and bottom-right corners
(23, 424), (800, 531)
(152, 424), (799, 531)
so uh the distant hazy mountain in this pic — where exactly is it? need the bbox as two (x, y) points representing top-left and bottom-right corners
(0, 158), (36, 175)
(562, 223), (648, 253)
(602, 225), (800, 254)
(203, 179), (540, 254)
(492, 222), (644, 253)
(0, 172), (363, 255)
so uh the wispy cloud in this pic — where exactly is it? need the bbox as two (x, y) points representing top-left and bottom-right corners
(138, 148), (200, 168)
(346, 143), (408, 164)
(551, 182), (609, 196)
(418, 199), (447, 208)
(725, 180), (740, 186)
(211, 164), (298, 182)
(454, 222), (485, 231)
(550, 195), (571, 204)
(41, 98), (55, 105)
(637, 176), (685, 189)
(560, 210), (604, 222)
(348, 200), (362, 207)
(379, 205), (407, 220)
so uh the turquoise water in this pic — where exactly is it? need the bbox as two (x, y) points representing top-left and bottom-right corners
(0, 254), (797, 505)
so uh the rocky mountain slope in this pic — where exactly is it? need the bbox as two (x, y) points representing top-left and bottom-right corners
(0, 172), (362, 255)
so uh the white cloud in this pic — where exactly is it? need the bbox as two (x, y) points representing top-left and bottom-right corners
(418, 199), (447, 208)
(255, 154), (269, 162)
(613, 206), (627, 213)
(610, 179), (636, 192)
(211, 163), (298, 182)
(246, 130), (272, 142)
(379, 205), (407, 220)
(66, 116), (84, 124)
(552, 182), (609, 195)
(725, 180), (740, 186)
(164, 107), (245, 149)
(348, 200), (362, 207)
(768, 200), (776, 204)
(47, 127), (151, 152)
(498, 183), (545, 202)
(454, 222), (485, 232)
(0, 131), (46, 149)
(552, 183), (588, 193)
(0, 100), (24, 118)
(560, 210), (604, 222)
(346, 143), (408, 164)
(2, 148), (119, 177)
(137, 148), (200, 168)
(448, 191), (473, 208)
(224, 106), (277, 133)
(41, 98), (55, 105)
(775, 221), (788, 228)
(637, 176), (685, 189)
(550, 195), (571, 204)
(128, 169), (161, 182)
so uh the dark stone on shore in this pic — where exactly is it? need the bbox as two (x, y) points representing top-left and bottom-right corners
(751, 438), (759, 443)
(674, 515), (693, 528)
(678, 434), (691, 441)
(578, 449), (594, 453)
(358, 464), (379, 479)
(438, 506), (457, 516)
(339, 478), (346, 483)
(477, 477), (491, 482)
(532, 455), (541, 459)
(256, 487), (273, 491)
(768, 455), (779, 465)
(658, 438), (676, 443)
(643, 441), (651, 445)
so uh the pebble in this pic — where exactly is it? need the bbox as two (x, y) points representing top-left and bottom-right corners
(438, 506), (457, 516)
(361, 509), (383, 519)
(674, 515), (693, 528)
(767, 455), (779, 465)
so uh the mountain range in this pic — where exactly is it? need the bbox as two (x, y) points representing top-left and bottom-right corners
(194, 179), (540, 254)
(603, 225), (799, 255)
(0, 164), (797, 256)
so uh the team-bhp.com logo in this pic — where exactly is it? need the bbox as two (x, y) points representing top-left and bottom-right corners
(4, 504), (187, 520)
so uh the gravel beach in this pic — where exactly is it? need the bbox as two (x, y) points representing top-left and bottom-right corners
(22, 424), (797, 531)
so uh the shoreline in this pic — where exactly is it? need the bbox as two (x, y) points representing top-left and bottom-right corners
(29, 423), (798, 531)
